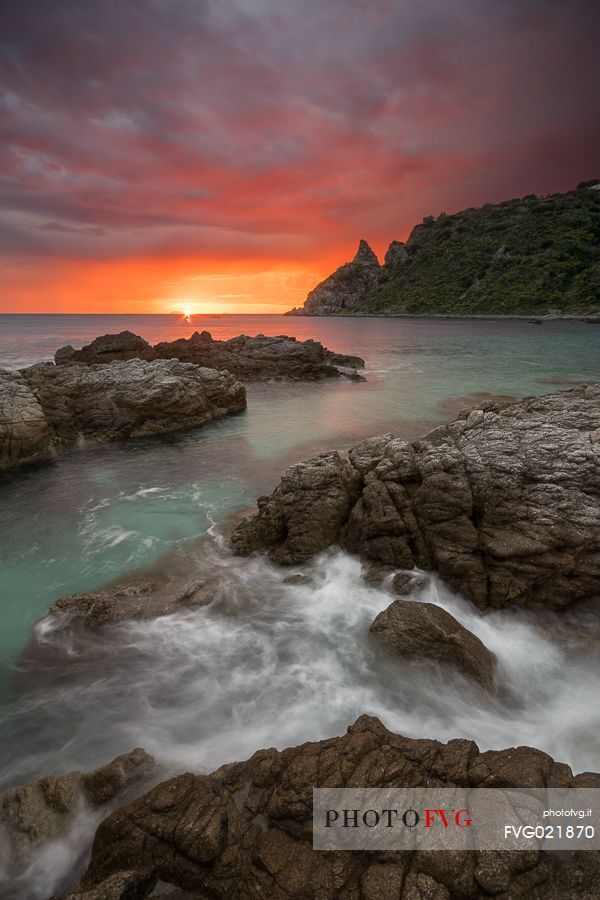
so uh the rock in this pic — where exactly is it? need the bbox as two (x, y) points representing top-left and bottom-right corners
(232, 384), (600, 609)
(46, 577), (214, 628)
(286, 237), (406, 317)
(348, 432), (396, 474)
(231, 451), (362, 564)
(0, 749), (156, 880)
(55, 332), (154, 366)
(361, 561), (394, 585)
(392, 571), (429, 595)
(0, 359), (246, 471)
(353, 237), (380, 267)
(49, 583), (160, 627)
(281, 573), (314, 586)
(64, 716), (600, 899)
(370, 599), (497, 691)
(383, 239), (408, 272)
(0, 370), (51, 469)
(174, 580), (208, 604)
(155, 332), (366, 381)
(287, 183), (600, 317)
(321, 349), (365, 370)
(23, 359), (246, 444)
(301, 239), (383, 315)
(58, 870), (158, 900)
(54, 331), (365, 382)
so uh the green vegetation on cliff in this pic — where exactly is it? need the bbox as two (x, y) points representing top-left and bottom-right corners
(364, 182), (600, 315)
(293, 182), (600, 316)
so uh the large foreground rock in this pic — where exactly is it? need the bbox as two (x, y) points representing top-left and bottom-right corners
(0, 359), (246, 471)
(55, 330), (365, 381)
(0, 749), (155, 882)
(231, 450), (361, 563)
(232, 385), (600, 609)
(370, 599), (497, 691)
(62, 716), (600, 899)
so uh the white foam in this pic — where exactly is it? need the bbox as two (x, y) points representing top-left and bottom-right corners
(2, 545), (599, 896)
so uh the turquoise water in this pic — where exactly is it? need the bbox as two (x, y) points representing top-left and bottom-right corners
(1, 315), (600, 898)
(0, 315), (598, 665)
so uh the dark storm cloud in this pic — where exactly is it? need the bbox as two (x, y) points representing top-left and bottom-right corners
(1, 0), (599, 261)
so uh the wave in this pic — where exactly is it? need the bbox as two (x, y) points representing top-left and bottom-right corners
(1, 540), (599, 896)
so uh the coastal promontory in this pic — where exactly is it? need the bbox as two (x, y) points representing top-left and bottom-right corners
(286, 181), (600, 316)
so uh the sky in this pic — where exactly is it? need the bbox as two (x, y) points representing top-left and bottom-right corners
(1, 0), (599, 314)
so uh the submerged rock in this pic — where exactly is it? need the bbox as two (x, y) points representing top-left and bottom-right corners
(55, 330), (366, 382)
(0, 359), (246, 472)
(370, 598), (497, 691)
(47, 578), (214, 628)
(61, 716), (599, 899)
(0, 749), (156, 881)
(391, 570), (428, 595)
(232, 384), (600, 610)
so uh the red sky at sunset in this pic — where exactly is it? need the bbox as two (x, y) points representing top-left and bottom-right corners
(1, 0), (599, 314)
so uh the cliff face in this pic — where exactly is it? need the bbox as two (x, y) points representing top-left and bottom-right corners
(288, 181), (600, 315)
(291, 239), (382, 315)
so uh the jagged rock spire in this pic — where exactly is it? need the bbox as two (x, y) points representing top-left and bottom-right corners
(291, 238), (381, 315)
(384, 239), (407, 270)
(352, 239), (380, 267)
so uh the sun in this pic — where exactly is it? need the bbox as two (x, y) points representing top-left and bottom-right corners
(180, 306), (194, 323)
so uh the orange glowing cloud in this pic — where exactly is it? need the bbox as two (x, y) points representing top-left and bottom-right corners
(1, 0), (598, 313)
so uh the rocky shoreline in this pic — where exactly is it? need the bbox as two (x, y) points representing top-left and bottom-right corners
(54, 330), (365, 381)
(0, 330), (364, 473)
(1, 715), (597, 898)
(0, 750), (157, 896)
(1, 383), (599, 898)
(232, 384), (600, 611)
(59, 716), (600, 900)
(0, 359), (246, 472)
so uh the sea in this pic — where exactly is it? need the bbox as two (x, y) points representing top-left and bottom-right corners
(0, 313), (599, 897)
